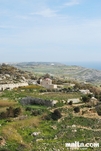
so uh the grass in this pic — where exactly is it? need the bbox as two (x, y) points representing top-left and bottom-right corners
(0, 100), (18, 114)
(1, 126), (23, 143)
(0, 100), (17, 107)
(1, 86), (81, 102)
(0, 116), (41, 151)
(12, 116), (40, 129)
(62, 116), (98, 128)
(25, 105), (47, 110)
(0, 85), (101, 151)
(38, 92), (81, 101)
(18, 85), (42, 89)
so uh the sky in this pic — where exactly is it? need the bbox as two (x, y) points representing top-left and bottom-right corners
(0, 0), (101, 63)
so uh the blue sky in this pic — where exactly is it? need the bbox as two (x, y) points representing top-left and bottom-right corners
(0, 0), (101, 63)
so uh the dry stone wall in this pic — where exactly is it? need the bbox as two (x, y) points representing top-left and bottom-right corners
(0, 82), (28, 91)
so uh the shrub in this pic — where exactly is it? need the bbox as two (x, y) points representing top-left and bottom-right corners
(51, 109), (62, 120)
(13, 107), (21, 117)
(0, 107), (21, 119)
(39, 89), (47, 92)
(82, 95), (90, 103)
(25, 107), (32, 111)
(68, 101), (73, 105)
(74, 107), (80, 113)
(0, 112), (7, 118)
(6, 106), (14, 117)
(43, 114), (52, 120)
(95, 105), (101, 116)
(31, 109), (42, 116)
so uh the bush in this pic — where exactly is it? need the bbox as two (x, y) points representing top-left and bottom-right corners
(82, 95), (90, 103)
(39, 89), (47, 92)
(6, 106), (14, 117)
(0, 112), (7, 118)
(25, 107), (32, 111)
(51, 109), (62, 120)
(13, 107), (21, 117)
(44, 114), (52, 120)
(0, 107), (21, 119)
(68, 101), (73, 105)
(96, 105), (101, 116)
(31, 109), (42, 116)
(74, 107), (80, 113)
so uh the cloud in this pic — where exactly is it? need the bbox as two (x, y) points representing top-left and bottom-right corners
(31, 8), (58, 18)
(64, 0), (80, 6)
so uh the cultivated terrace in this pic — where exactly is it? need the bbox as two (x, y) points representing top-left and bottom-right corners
(0, 65), (101, 150)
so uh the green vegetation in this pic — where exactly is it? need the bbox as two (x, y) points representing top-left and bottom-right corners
(0, 80), (101, 150)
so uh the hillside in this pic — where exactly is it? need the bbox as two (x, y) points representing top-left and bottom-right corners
(0, 80), (101, 150)
(11, 62), (101, 85)
(0, 64), (101, 150)
(0, 63), (35, 84)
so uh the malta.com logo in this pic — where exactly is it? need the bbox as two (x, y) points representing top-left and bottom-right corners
(65, 141), (99, 150)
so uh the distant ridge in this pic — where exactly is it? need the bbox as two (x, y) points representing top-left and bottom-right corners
(11, 62), (101, 85)
(63, 62), (101, 70)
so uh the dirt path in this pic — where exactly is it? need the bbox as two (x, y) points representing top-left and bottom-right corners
(76, 125), (101, 132)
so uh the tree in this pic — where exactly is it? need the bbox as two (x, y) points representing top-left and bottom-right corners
(13, 107), (21, 117)
(82, 95), (90, 103)
(43, 73), (50, 79)
(6, 106), (14, 117)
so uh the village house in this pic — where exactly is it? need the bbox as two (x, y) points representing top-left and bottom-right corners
(40, 78), (57, 89)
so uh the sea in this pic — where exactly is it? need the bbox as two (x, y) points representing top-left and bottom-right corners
(63, 62), (101, 71)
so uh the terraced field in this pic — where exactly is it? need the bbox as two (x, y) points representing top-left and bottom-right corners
(0, 84), (101, 151)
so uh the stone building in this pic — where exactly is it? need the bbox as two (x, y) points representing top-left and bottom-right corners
(40, 78), (57, 89)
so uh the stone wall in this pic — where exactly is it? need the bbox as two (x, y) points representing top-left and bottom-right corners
(0, 82), (28, 91)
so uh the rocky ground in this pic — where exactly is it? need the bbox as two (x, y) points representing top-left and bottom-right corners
(0, 63), (35, 84)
